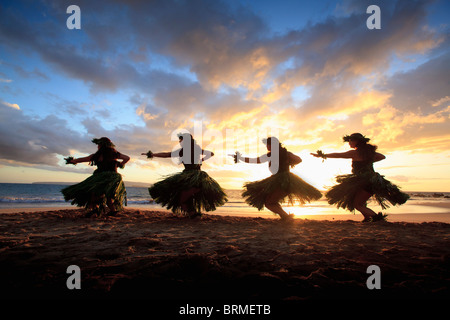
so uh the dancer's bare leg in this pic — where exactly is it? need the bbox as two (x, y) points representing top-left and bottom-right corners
(264, 190), (291, 220)
(180, 187), (200, 215)
(106, 197), (121, 216)
(353, 190), (377, 220)
(86, 193), (101, 217)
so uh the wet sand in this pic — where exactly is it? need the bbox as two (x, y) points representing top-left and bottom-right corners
(1, 207), (449, 301)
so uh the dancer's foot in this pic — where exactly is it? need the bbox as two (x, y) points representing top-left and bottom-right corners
(188, 211), (202, 219)
(362, 212), (387, 222)
(280, 213), (295, 222)
(371, 212), (388, 222)
(107, 210), (119, 217)
(85, 208), (99, 218)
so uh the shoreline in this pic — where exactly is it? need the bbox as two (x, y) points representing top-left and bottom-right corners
(1, 203), (450, 223)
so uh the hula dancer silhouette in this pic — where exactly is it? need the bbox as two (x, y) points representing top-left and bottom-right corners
(233, 137), (322, 221)
(311, 133), (409, 222)
(62, 137), (129, 217)
(142, 133), (227, 218)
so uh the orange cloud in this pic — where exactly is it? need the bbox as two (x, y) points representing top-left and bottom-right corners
(363, 105), (450, 144)
(1, 101), (20, 110)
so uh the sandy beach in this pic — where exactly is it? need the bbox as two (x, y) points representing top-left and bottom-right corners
(1, 206), (449, 302)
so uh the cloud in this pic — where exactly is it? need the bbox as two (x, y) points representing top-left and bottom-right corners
(2, 0), (443, 112)
(1, 100), (20, 110)
(267, 0), (444, 113)
(0, 103), (86, 166)
(381, 51), (450, 112)
(431, 96), (450, 107)
(358, 50), (450, 151)
(362, 104), (449, 143)
(0, 0), (449, 188)
(12, 65), (49, 80)
(122, 0), (282, 89)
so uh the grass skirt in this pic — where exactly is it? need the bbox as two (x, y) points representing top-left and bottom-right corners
(148, 169), (227, 215)
(242, 171), (323, 211)
(326, 172), (409, 212)
(61, 171), (127, 211)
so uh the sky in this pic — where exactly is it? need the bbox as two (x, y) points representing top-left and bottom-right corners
(0, 0), (449, 192)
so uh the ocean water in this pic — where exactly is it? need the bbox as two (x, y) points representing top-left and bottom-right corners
(0, 183), (449, 218)
(0, 183), (153, 209)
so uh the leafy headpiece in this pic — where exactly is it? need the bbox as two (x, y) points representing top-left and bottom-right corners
(92, 137), (115, 148)
(342, 133), (370, 143)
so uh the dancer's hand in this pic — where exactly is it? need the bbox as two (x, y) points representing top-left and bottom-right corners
(311, 150), (327, 162)
(142, 151), (153, 159)
(228, 151), (242, 163)
(64, 156), (76, 165)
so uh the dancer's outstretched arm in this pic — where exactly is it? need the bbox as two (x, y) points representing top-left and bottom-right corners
(240, 153), (270, 164)
(311, 150), (385, 161)
(67, 154), (94, 164)
(141, 151), (172, 158)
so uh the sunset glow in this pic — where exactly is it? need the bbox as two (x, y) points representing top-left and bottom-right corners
(0, 0), (449, 192)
